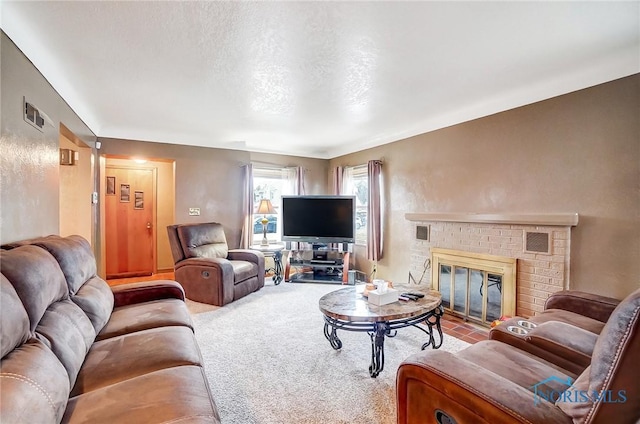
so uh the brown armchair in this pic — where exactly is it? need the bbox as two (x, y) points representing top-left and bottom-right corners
(396, 288), (640, 424)
(167, 222), (265, 306)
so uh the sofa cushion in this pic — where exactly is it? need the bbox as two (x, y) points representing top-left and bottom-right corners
(71, 326), (203, 396)
(35, 299), (96, 388)
(34, 235), (97, 295)
(534, 308), (606, 334)
(0, 275), (30, 358)
(0, 245), (68, 332)
(0, 339), (71, 423)
(457, 340), (577, 392)
(72, 276), (114, 334)
(177, 222), (229, 259)
(63, 366), (220, 423)
(97, 298), (193, 341)
(34, 236), (114, 334)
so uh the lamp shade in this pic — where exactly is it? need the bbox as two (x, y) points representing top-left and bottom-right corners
(256, 199), (276, 214)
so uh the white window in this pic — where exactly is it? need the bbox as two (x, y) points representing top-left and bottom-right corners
(343, 165), (368, 245)
(252, 167), (298, 244)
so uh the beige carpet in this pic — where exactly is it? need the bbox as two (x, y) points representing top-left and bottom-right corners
(189, 280), (470, 424)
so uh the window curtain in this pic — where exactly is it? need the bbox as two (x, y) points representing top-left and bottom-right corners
(332, 166), (343, 195)
(295, 166), (306, 195)
(239, 164), (254, 249)
(367, 160), (383, 261)
(282, 166), (305, 196)
(283, 166), (306, 250)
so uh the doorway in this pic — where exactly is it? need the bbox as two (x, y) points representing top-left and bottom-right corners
(104, 166), (156, 278)
(59, 125), (93, 243)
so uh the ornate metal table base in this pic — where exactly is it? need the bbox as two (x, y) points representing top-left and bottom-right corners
(269, 250), (283, 285)
(251, 246), (283, 285)
(323, 305), (444, 378)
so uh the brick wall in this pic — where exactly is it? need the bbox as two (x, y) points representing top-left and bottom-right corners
(409, 221), (571, 317)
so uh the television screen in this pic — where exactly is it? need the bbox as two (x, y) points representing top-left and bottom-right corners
(282, 195), (355, 243)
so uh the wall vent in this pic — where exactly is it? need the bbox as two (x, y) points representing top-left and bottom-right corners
(416, 225), (429, 241)
(524, 231), (551, 254)
(23, 97), (53, 132)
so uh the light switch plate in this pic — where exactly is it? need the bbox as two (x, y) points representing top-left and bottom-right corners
(189, 207), (200, 216)
(92, 192), (98, 204)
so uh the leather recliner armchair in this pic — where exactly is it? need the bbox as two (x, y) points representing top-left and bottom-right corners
(396, 288), (640, 424)
(167, 222), (265, 306)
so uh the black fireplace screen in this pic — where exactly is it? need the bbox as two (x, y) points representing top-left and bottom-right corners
(439, 264), (502, 326)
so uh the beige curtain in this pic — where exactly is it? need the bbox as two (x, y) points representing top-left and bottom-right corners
(366, 160), (383, 261)
(295, 166), (306, 195)
(289, 166), (307, 250)
(332, 166), (343, 195)
(239, 164), (254, 249)
(282, 166), (305, 195)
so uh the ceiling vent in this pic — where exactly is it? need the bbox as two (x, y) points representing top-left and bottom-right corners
(524, 231), (551, 254)
(23, 97), (53, 132)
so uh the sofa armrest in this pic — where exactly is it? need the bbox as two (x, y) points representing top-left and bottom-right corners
(228, 249), (265, 278)
(111, 280), (185, 307)
(544, 290), (620, 322)
(228, 249), (263, 264)
(525, 321), (597, 369)
(397, 351), (572, 424)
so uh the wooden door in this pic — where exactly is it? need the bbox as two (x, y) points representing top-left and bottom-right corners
(105, 167), (155, 278)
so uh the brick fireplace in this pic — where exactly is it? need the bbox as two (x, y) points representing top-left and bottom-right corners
(406, 213), (578, 318)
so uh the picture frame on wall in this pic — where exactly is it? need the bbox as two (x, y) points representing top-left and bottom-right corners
(120, 184), (130, 202)
(134, 191), (144, 209)
(106, 176), (116, 195)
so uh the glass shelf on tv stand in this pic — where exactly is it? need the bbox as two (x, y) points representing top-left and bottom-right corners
(288, 260), (344, 284)
(289, 271), (344, 284)
(286, 247), (353, 284)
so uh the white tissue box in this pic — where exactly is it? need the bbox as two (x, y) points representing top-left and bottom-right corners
(367, 288), (399, 306)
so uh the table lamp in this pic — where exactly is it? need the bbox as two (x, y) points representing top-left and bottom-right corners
(256, 199), (276, 246)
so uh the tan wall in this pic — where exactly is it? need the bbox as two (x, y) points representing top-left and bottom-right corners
(249, 152), (329, 195)
(59, 134), (93, 242)
(105, 157), (175, 271)
(98, 139), (328, 255)
(0, 32), (97, 244)
(330, 74), (640, 300)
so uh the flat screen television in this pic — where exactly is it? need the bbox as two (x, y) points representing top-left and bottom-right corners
(281, 195), (355, 243)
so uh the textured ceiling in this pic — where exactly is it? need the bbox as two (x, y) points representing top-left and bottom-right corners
(2, 1), (638, 159)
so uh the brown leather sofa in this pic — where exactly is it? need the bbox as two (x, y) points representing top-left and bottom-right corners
(0, 235), (220, 423)
(489, 290), (620, 375)
(396, 288), (640, 424)
(167, 222), (265, 306)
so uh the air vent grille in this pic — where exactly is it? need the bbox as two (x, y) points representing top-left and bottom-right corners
(525, 231), (551, 254)
(23, 97), (47, 132)
(416, 225), (429, 241)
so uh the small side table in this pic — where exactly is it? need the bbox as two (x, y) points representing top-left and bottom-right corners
(250, 244), (285, 285)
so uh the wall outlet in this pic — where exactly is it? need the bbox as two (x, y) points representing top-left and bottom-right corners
(91, 192), (98, 204)
(189, 207), (200, 216)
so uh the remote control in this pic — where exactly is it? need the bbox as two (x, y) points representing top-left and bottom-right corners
(401, 293), (419, 301)
(407, 292), (425, 298)
(398, 295), (411, 302)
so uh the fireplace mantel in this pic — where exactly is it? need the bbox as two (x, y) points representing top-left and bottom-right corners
(404, 213), (578, 227)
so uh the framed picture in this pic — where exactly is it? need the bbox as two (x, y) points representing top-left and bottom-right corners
(106, 176), (116, 195)
(134, 191), (144, 209)
(120, 184), (130, 202)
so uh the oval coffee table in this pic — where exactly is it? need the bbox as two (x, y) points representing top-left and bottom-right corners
(318, 286), (443, 378)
